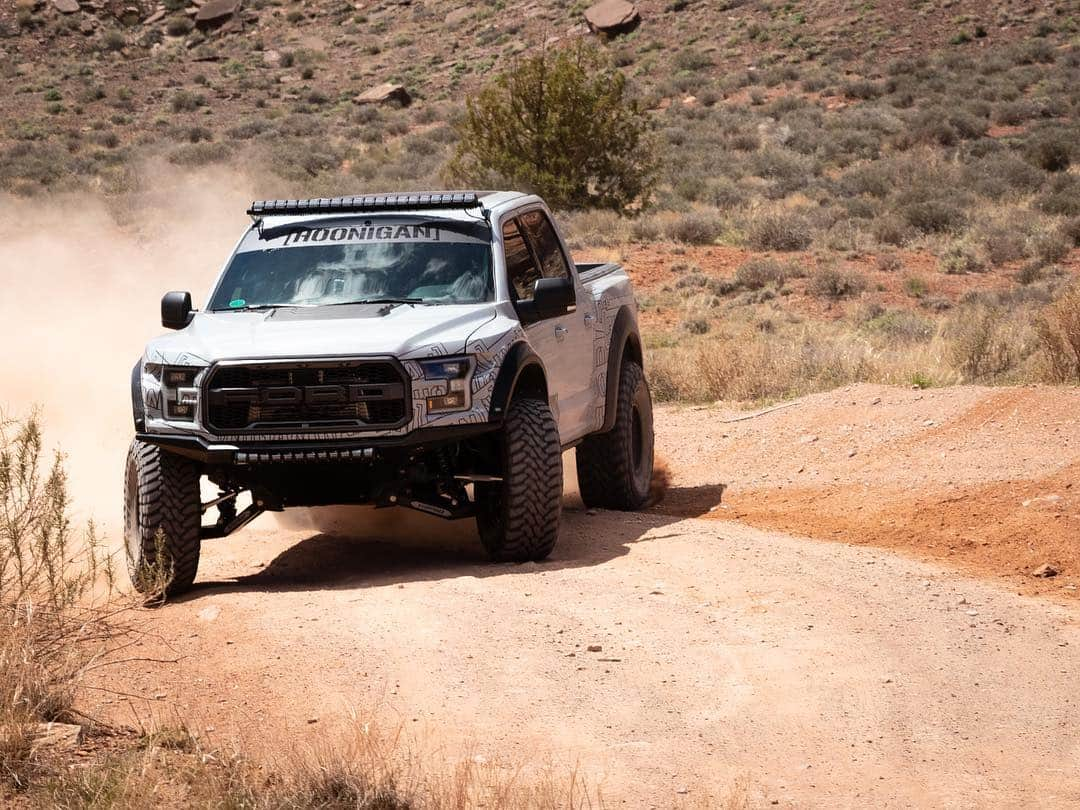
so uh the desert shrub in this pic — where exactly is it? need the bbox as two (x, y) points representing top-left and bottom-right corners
(1035, 175), (1080, 216)
(165, 15), (192, 36)
(227, 118), (272, 140)
(675, 271), (708, 290)
(945, 305), (1017, 380)
(447, 43), (655, 212)
(877, 253), (903, 272)
(1027, 130), (1072, 172)
(629, 215), (663, 242)
(1029, 228), (1071, 264)
(1036, 286), (1080, 382)
(871, 214), (914, 246)
(674, 49), (712, 72)
(807, 266), (866, 299)
(902, 198), (965, 234)
(745, 210), (812, 251)
(100, 29), (126, 52)
(863, 309), (935, 342)
(1062, 217), (1080, 247)
(843, 78), (883, 99)
(168, 142), (232, 167)
(734, 257), (787, 290)
(940, 239), (987, 274)
(1, 414), (117, 790)
(666, 212), (724, 245)
(963, 152), (1045, 199)
(704, 177), (748, 210)
(170, 90), (206, 113)
(902, 274), (928, 300)
(983, 227), (1029, 265)
(682, 317), (710, 335)
(1015, 260), (1045, 286)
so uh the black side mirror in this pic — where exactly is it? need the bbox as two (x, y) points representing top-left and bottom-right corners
(161, 291), (194, 330)
(530, 277), (575, 321)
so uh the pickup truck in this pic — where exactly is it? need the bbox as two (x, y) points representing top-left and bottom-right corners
(126, 191), (654, 595)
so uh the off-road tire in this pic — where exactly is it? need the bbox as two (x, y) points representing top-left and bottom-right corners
(576, 360), (654, 510)
(476, 397), (562, 562)
(124, 439), (202, 597)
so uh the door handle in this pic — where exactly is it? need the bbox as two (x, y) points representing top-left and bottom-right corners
(583, 312), (595, 325)
(554, 325), (568, 340)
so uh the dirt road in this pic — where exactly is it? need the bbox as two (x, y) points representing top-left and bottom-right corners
(103, 386), (1080, 807)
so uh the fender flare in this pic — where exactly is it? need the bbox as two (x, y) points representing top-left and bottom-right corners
(488, 342), (549, 420)
(600, 306), (643, 433)
(131, 358), (146, 432)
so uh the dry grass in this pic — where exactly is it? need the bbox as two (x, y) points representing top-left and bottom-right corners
(646, 284), (1071, 403)
(1037, 285), (1080, 382)
(1, 412), (118, 791)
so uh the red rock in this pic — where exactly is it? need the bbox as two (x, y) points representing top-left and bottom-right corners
(194, 0), (239, 30)
(353, 82), (411, 106)
(583, 0), (639, 36)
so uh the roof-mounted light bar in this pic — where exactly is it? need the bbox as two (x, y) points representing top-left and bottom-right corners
(247, 192), (481, 218)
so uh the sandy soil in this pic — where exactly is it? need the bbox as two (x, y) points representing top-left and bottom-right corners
(96, 385), (1080, 807)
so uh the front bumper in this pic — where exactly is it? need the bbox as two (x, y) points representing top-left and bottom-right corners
(138, 421), (500, 466)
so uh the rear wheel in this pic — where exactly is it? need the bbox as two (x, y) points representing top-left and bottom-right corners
(124, 439), (202, 597)
(576, 360), (654, 510)
(475, 397), (562, 562)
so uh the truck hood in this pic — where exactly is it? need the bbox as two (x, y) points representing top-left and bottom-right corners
(145, 302), (498, 365)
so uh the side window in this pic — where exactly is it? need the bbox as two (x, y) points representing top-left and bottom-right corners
(502, 218), (542, 302)
(518, 210), (572, 283)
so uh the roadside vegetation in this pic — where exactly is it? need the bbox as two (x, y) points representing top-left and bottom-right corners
(0, 413), (601, 809)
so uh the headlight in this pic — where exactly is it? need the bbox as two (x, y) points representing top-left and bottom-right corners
(162, 365), (200, 421)
(419, 356), (473, 413)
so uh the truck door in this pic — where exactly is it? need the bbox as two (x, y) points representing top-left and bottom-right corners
(502, 212), (594, 444)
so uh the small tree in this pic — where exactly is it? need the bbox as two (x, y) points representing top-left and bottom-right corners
(446, 44), (656, 213)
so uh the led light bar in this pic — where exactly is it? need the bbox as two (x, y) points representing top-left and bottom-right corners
(247, 192), (481, 218)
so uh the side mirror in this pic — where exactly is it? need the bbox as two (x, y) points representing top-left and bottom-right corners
(530, 277), (575, 321)
(161, 291), (194, 330)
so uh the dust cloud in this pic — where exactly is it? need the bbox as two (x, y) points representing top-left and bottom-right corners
(0, 161), (256, 532)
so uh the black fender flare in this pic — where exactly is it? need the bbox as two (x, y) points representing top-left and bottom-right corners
(600, 306), (643, 433)
(488, 342), (549, 420)
(131, 359), (146, 432)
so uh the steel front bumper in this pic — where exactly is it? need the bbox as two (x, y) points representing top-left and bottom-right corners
(137, 422), (500, 466)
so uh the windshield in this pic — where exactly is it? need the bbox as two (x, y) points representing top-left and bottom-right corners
(209, 217), (493, 310)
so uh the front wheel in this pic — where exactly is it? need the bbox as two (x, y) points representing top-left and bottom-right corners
(475, 397), (562, 562)
(576, 360), (654, 510)
(123, 439), (202, 597)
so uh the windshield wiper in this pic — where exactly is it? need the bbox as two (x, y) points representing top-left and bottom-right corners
(219, 303), (307, 312)
(322, 298), (427, 307)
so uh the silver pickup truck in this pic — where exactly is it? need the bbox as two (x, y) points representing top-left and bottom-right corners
(127, 191), (654, 595)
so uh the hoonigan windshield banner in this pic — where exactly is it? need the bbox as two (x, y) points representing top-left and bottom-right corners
(238, 218), (487, 252)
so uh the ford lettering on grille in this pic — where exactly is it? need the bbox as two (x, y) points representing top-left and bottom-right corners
(204, 360), (409, 433)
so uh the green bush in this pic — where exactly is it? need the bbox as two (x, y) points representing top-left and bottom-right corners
(446, 44), (656, 212)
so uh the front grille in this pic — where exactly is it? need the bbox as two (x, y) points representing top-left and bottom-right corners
(204, 359), (409, 433)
